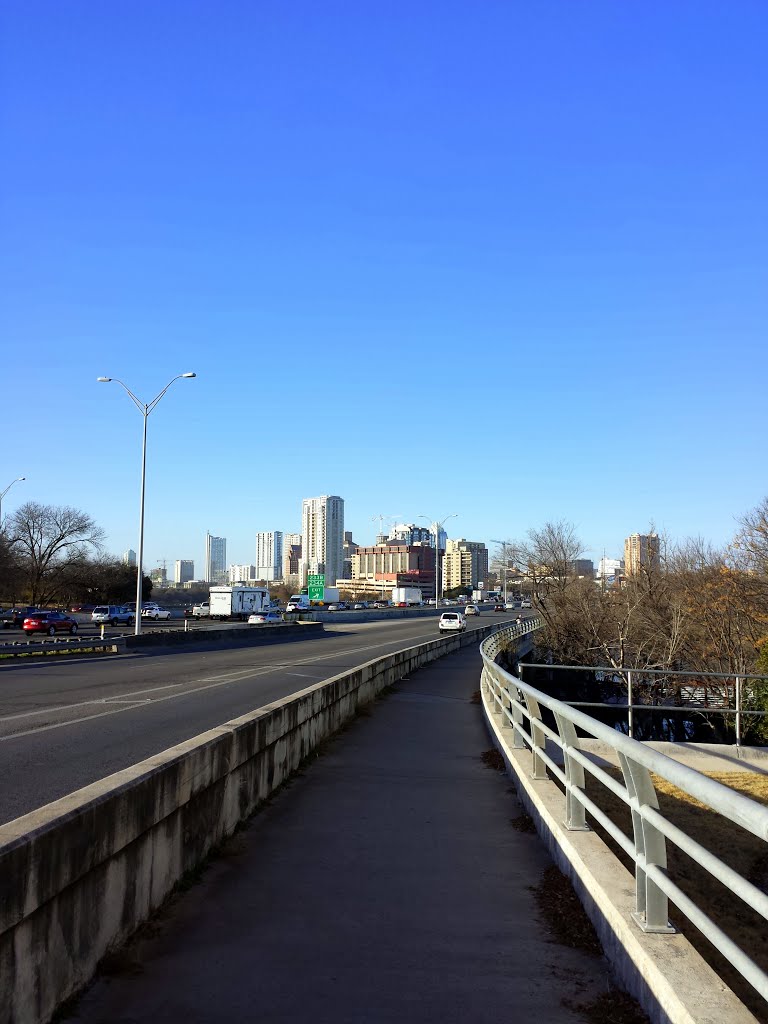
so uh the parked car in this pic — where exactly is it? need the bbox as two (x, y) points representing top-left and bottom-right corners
(91, 605), (135, 626)
(464, 604), (480, 616)
(247, 610), (283, 625)
(140, 604), (171, 620)
(22, 611), (78, 636)
(439, 611), (466, 634)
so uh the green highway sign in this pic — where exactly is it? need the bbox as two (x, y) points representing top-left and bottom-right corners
(307, 573), (325, 601)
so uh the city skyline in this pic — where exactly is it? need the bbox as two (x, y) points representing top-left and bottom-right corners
(2, 4), (765, 569)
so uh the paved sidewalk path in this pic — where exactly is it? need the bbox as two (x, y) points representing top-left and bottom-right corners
(70, 645), (610, 1024)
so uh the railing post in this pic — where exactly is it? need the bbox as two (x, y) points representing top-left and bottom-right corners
(524, 693), (548, 780)
(627, 670), (634, 738)
(554, 712), (589, 831)
(735, 675), (743, 747)
(618, 752), (675, 934)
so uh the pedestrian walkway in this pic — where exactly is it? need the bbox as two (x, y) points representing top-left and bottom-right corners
(70, 646), (612, 1024)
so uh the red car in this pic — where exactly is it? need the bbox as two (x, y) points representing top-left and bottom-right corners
(494, 603), (506, 612)
(23, 611), (79, 636)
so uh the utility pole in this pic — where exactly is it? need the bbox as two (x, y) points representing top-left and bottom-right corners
(491, 539), (510, 604)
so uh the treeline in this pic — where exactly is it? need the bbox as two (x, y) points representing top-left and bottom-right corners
(498, 502), (768, 742)
(0, 501), (152, 607)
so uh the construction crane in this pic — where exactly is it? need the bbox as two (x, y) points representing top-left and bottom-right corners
(370, 514), (401, 603)
(370, 513), (401, 541)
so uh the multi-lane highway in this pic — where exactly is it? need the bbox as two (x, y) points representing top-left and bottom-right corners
(0, 612), (519, 825)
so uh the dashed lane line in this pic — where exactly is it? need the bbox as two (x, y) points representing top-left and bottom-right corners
(0, 626), (445, 742)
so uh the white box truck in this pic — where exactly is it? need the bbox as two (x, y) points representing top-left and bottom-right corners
(310, 587), (340, 606)
(391, 587), (423, 607)
(209, 586), (271, 620)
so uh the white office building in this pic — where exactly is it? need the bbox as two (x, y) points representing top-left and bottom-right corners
(174, 559), (194, 584)
(229, 564), (258, 583)
(205, 532), (227, 584)
(301, 495), (344, 586)
(122, 549), (137, 567)
(256, 531), (283, 581)
(598, 557), (624, 580)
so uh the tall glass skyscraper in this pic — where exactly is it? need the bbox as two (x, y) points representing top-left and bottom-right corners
(205, 532), (227, 583)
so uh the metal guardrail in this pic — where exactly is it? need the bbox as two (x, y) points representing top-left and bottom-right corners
(480, 623), (768, 1006)
(517, 662), (768, 744)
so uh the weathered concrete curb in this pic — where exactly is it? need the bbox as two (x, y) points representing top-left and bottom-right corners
(0, 622), (504, 1024)
(482, 696), (758, 1024)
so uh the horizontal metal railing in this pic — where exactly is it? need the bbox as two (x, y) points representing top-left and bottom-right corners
(481, 625), (768, 1006)
(517, 662), (768, 743)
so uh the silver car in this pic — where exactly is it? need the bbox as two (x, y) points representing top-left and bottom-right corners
(91, 605), (135, 626)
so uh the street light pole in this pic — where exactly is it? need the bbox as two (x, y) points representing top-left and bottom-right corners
(0, 477), (25, 529)
(419, 514), (458, 605)
(97, 373), (196, 635)
(490, 539), (510, 604)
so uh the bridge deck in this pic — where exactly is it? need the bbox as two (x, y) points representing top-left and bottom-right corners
(69, 645), (615, 1024)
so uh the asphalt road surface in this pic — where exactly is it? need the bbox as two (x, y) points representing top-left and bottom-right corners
(0, 612), (521, 825)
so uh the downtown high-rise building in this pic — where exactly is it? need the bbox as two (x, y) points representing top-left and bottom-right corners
(301, 495), (344, 586)
(624, 534), (660, 577)
(282, 533), (302, 581)
(122, 549), (137, 567)
(442, 539), (489, 592)
(205, 532), (227, 584)
(256, 531), (283, 582)
(174, 559), (194, 584)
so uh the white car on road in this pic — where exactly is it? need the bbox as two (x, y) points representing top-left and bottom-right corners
(140, 604), (171, 620)
(439, 611), (466, 634)
(248, 611), (283, 625)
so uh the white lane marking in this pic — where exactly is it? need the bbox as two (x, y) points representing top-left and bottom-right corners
(0, 682), (184, 723)
(0, 626), (444, 741)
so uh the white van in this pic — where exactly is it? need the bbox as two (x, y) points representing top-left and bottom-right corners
(285, 595), (311, 612)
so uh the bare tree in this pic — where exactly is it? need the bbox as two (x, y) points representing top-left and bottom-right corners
(6, 502), (105, 606)
(511, 520), (584, 618)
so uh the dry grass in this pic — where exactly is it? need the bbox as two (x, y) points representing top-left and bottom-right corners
(580, 768), (768, 1023)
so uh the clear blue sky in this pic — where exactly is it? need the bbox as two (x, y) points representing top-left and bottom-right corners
(2, 1), (766, 572)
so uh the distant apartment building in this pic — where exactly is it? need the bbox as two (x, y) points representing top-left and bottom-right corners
(571, 559), (595, 578)
(342, 531), (358, 580)
(282, 533), (302, 581)
(353, 542), (436, 599)
(174, 559), (194, 585)
(150, 567), (167, 587)
(205, 532), (227, 584)
(388, 523), (434, 546)
(301, 495), (344, 586)
(396, 523), (448, 551)
(624, 534), (660, 576)
(122, 549), (137, 567)
(229, 564), (258, 583)
(256, 531), (283, 581)
(442, 539), (489, 592)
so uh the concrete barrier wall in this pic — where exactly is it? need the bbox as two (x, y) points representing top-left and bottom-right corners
(123, 620), (324, 649)
(0, 621), (506, 1024)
